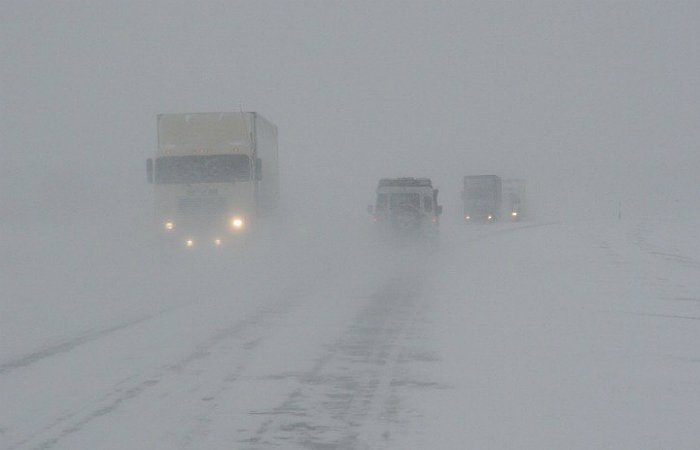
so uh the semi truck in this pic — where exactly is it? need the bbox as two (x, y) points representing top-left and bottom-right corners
(461, 175), (502, 222)
(368, 177), (442, 241)
(503, 178), (526, 221)
(146, 112), (278, 248)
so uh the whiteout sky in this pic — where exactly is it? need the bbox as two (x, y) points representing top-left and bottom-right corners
(1, 1), (699, 224)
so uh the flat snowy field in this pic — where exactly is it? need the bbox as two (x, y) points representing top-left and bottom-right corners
(2, 216), (700, 449)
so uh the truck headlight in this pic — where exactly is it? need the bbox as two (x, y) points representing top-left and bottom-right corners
(231, 216), (245, 230)
(165, 221), (174, 230)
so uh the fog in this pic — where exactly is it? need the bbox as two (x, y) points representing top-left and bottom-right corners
(2, 2), (700, 449)
(3, 1), (699, 223)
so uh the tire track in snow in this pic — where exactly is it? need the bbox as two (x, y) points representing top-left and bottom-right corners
(236, 226), (546, 449)
(0, 308), (176, 375)
(239, 272), (423, 450)
(5, 241), (348, 450)
(603, 309), (700, 322)
(8, 297), (297, 450)
(633, 224), (700, 270)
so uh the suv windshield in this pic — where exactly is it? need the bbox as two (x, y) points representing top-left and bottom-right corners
(155, 154), (250, 184)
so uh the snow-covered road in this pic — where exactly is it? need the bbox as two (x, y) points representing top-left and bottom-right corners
(3, 218), (700, 449)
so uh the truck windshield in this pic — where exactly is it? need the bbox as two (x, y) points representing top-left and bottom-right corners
(466, 186), (495, 199)
(389, 193), (420, 211)
(155, 154), (250, 184)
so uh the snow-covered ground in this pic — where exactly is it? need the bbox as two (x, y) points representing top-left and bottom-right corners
(2, 216), (700, 449)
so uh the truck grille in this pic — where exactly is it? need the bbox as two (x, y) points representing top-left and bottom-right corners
(177, 197), (227, 215)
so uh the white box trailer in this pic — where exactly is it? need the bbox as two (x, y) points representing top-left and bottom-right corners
(147, 112), (278, 248)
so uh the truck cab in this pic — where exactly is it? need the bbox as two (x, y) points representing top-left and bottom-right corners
(462, 175), (502, 223)
(146, 112), (278, 249)
(368, 177), (442, 240)
(503, 178), (526, 221)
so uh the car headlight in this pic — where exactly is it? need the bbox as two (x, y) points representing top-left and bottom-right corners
(185, 239), (194, 248)
(511, 211), (518, 217)
(165, 221), (174, 230)
(214, 238), (222, 246)
(487, 215), (493, 220)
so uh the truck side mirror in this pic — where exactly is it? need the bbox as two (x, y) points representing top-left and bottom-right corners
(367, 205), (374, 215)
(147, 159), (153, 184)
(255, 158), (262, 181)
(436, 205), (443, 215)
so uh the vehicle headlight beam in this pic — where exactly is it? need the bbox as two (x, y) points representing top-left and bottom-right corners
(230, 216), (245, 230)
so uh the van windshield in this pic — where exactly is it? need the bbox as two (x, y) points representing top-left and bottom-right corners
(155, 154), (250, 184)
